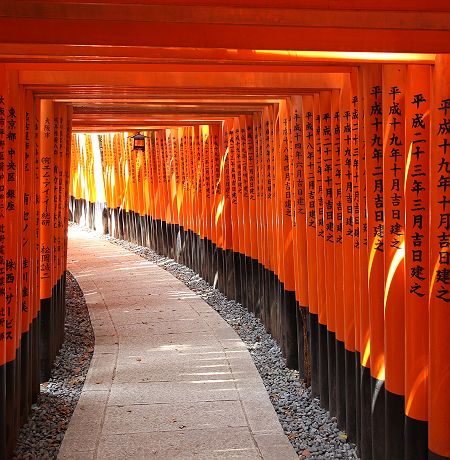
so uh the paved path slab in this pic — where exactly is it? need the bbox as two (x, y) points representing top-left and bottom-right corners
(58, 227), (297, 459)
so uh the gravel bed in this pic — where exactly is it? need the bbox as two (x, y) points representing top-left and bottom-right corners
(12, 272), (94, 460)
(103, 233), (359, 460)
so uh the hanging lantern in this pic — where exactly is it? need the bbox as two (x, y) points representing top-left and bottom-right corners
(131, 132), (146, 151)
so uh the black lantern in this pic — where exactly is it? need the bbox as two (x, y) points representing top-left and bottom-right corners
(131, 132), (146, 151)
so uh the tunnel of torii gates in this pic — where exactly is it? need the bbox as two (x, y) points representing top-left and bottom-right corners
(1, 2), (450, 460)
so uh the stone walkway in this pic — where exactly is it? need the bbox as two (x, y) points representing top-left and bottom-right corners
(58, 227), (297, 459)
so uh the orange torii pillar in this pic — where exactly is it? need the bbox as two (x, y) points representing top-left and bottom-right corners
(339, 76), (358, 441)
(211, 125), (224, 291)
(352, 69), (369, 454)
(245, 116), (259, 318)
(289, 96), (310, 381)
(253, 112), (265, 321)
(220, 120), (235, 301)
(302, 94), (320, 398)
(261, 106), (273, 334)
(183, 126), (194, 270)
(171, 128), (182, 261)
(30, 90), (43, 409)
(405, 64), (430, 460)
(226, 119), (239, 302)
(206, 124), (216, 286)
(176, 128), (187, 264)
(232, 117), (245, 306)
(278, 100), (299, 370)
(185, 126), (196, 270)
(137, 133), (148, 247)
(146, 131), (159, 250)
(0, 65), (6, 459)
(1, 67), (24, 458)
(269, 103), (282, 346)
(152, 130), (164, 253)
(313, 92), (330, 410)
(199, 125), (210, 281)
(429, 54), (450, 460)
(238, 116), (252, 312)
(7, 70), (25, 455)
(331, 87), (346, 428)
(20, 89), (33, 425)
(320, 90), (337, 415)
(382, 64), (407, 459)
(189, 126), (200, 273)
(362, 64), (385, 460)
(39, 99), (55, 381)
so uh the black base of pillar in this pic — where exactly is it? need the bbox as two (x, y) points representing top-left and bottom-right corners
(31, 314), (41, 403)
(296, 306), (305, 380)
(318, 322), (329, 409)
(19, 330), (31, 425)
(371, 375), (385, 460)
(224, 249), (236, 301)
(345, 349), (357, 443)
(327, 330), (337, 417)
(234, 252), (242, 304)
(309, 312), (320, 398)
(5, 358), (18, 458)
(39, 297), (53, 382)
(405, 415), (428, 460)
(360, 364), (373, 460)
(385, 390), (405, 460)
(0, 361), (6, 459)
(283, 290), (298, 370)
(429, 451), (450, 460)
(336, 339), (346, 429)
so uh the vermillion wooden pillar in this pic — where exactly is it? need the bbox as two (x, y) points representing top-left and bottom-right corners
(278, 99), (298, 369)
(382, 64), (407, 459)
(404, 64), (430, 460)
(363, 64), (385, 460)
(39, 99), (55, 381)
(226, 119), (239, 300)
(211, 125), (222, 287)
(199, 125), (208, 277)
(302, 94), (320, 398)
(313, 92), (329, 409)
(429, 54), (450, 460)
(20, 89), (34, 424)
(245, 115), (258, 315)
(253, 114), (263, 317)
(340, 74), (357, 442)
(5, 70), (24, 455)
(320, 90), (337, 415)
(31, 91), (41, 406)
(0, 66), (9, 460)
(289, 95), (309, 380)
(353, 69), (367, 454)
(262, 107), (273, 333)
(332, 87), (346, 429)
(0, 66), (6, 460)
(221, 120), (234, 300)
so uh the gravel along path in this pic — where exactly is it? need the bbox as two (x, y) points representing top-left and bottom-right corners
(12, 272), (94, 460)
(104, 234), (359, 460)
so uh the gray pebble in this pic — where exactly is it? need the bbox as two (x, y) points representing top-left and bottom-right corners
(12, 271), (94, 459)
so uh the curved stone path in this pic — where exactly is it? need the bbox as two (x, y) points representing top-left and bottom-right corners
(58, 227), (297, 459)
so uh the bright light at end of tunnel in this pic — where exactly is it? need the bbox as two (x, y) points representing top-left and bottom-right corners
(254, 50), (435, 63)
